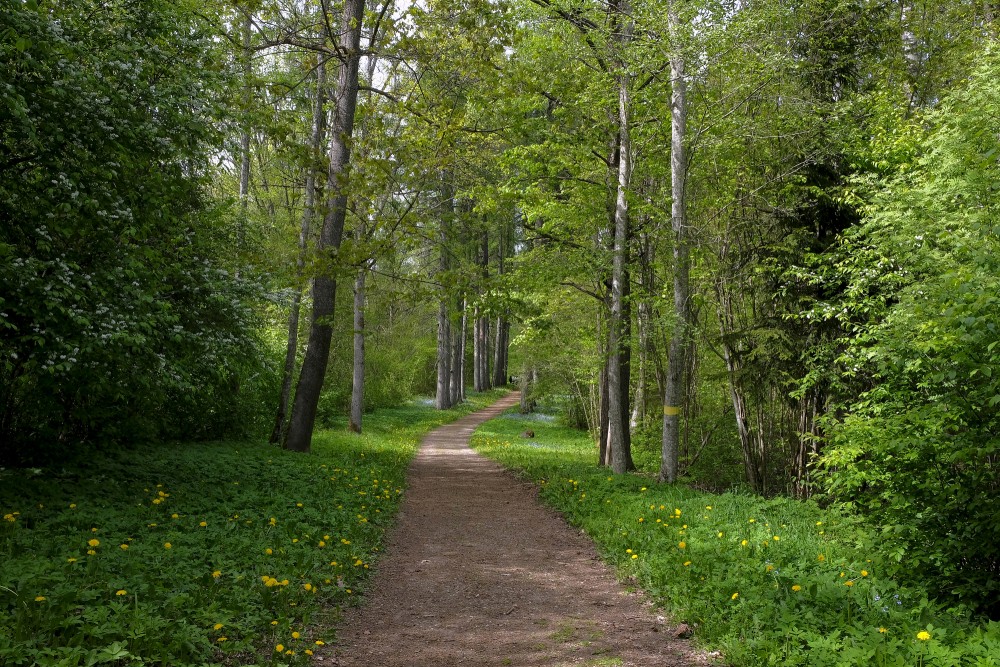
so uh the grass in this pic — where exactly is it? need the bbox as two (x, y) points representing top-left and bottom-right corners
(472, 409), (1000, 667)
(0, 388), (508, 667)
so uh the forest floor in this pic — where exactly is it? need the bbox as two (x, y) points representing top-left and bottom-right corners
(319, 392), (710, 667)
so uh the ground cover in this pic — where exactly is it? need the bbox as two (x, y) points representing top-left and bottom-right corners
(0, 389), (507, 667)
(472, 411), (1000, 667)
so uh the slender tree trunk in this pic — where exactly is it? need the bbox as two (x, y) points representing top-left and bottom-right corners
(271, 58), (326, 445)
(491, 224), (509, 388)
(236, 14), (252, 274)
(283, 0), (365, 452)
(435, 180), (453, 410)
(349, 248), (366, 433)
(660, 0), (689, 483)
(608, 3), (634, 475)
(458, 299), (468, 402)
(449, 294), (464, 405)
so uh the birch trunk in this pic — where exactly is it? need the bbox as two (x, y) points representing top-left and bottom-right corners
(608, 1), (634, 475)
(284, 0), (365, 452)
(659, 0), (689, 483)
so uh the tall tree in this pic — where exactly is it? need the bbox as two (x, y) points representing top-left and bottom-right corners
(284, 0), (365, 452)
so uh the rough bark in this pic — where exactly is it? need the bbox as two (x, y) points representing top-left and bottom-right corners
(435, 182), (453, 410)
(449, 294), (464, 406)
(659, 0), (688, 483)
(271, 58), (326, 445)
(283, 0), (365, 452)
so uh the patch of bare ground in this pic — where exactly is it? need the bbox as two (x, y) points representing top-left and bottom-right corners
(314, 392), (713, 666)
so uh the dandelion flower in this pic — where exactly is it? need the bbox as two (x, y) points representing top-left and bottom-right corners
(817, 554), (825, 562)
(163, 542), (172, 549)
(69, 504), (76, 509)
(303, 583), (313, 591)
(212, 570), (222, 578)
(741, 540), (748, 547)
(305, 649), (314, 656)
(171, 514), (179, 519)
(315, 641), (325, 646)
(678, 541), (686, 549)
(917, 631), (931, 641)
(88, 539), (100, 547)
(271, 621), (279, 626)
(879, 627), (887, 634)
(845, 581), (854, 587)
(683, 561), (691, 566)
(120, 544), (128, 550)
(731, 592), (739, 600)
(67, 557), (77, 563)
(631, 554), (638, 560)
(265, 548), (273, 555)
(87, 549), (96, 555)
(791, 585), (801, 592)
(292, 631), (301, 639)
(217, 637), (227, 642)
(275, 644), (284, 652)
(199, 521), (207, 527)
(214, 623), (224, 630)
(861, 570), (869, 577)
(773, 536), (780, 541)
(34, 596), (46, 602)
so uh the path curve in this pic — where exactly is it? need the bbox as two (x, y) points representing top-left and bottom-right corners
(323, 392), (706, 666)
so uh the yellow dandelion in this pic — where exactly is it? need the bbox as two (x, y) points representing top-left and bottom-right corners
(861, 570), (869, 577)
(305, 649), (314, 656)
(845, 581), (854, 587)
(271, 620), (279, 626)
(265, 548), (273, 555)
(217, 637), (227, 642)
(879, 627), (887, 634)
(69, 504), (77, 509)
(212, 570), (222, 578)
(917, 631), (931, 641)
(631, 554), (638, 560)
(791, 585), (801, 592)
(303, 583), (313, 591)
(67, 557), (77, 563)
(214, 623), (224, 630)
(163, 542), (172, 549)
(171, 513), (179, 519)
(741, 540), (748, 547)
(315, 640), (325, 646)
(683, 561), (691, 566)
(34, 596), (46, 602)
(116, 590), (127, 596)
(119, 544), (128, 550)
(291, 631), (300, 639)
(678, 541), (686, 549)
(731, 592), (739, 600)
(275, 644), (285, 652)
(818, 554), (825, 562)
(87, 549), (96, 555)
(199, 521), (207, 527)
(773, 536), (780, 541)
(88, 538), (100, 547)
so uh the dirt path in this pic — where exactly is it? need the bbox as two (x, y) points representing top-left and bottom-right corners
(321, 392), (708, 667)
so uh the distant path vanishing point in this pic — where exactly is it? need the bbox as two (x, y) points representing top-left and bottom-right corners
(324, 391), (708, 667)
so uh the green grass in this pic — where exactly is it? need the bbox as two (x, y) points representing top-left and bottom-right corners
(0, 389), (508, 667)
(472, 410), (1000, 667)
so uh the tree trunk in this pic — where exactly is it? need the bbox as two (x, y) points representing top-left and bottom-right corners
(236, 13), (252, 273)
(271, 57), (326, 445)
(349, 251), (366, 433)
(283, 0), (365, 453)
(449, 294), (464, 405)
(608, 4), (634, 475)
(458, 298), (468, 402)
(659, 0), (689, 483)
(435, 184), (452, 410)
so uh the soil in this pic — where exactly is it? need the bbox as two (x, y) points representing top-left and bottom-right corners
(317, 392), (712, 667)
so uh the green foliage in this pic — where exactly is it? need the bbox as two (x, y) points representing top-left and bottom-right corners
(817, 47), (1000, 615)
(473, 412), (1000, 666)
(0, 0), (270, 460)
(0, 392), (504, 666)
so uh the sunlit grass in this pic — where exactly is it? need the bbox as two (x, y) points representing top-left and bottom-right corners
(473, 410), (1000, 667)
(0, 389), (507, 667)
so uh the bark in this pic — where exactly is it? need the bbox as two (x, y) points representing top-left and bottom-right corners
(283, 0), (365, 452)
(631, 232), (654, 429)
(435, 183), (453, 410)
(458, 299), (468, 402)
(474, 228), (491, 391)
(491, 223), (509, 388)
(449, 294), (465, 405)
(349, 253), (366, 433)
(608, 2), (634, 475)
(659, 0), (688, 483)
(270, 58), (326, 445)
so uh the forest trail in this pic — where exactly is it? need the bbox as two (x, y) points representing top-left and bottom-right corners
(323, 392), (707, 667)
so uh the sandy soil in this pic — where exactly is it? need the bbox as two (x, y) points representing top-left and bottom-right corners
(317, 392), (711, 667)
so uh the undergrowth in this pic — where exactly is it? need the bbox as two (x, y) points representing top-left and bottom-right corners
(472, 410), (1000, 667)
(0, 389), (507, 667)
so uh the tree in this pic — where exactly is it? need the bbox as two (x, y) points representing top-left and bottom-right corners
(283, 0), (366, 452)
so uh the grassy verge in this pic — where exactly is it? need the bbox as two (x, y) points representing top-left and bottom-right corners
(472, 410), (1000, 667)
(0, 389), (508, 667)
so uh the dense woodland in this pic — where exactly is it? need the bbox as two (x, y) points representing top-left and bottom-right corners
(3, 0), (999, 635)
